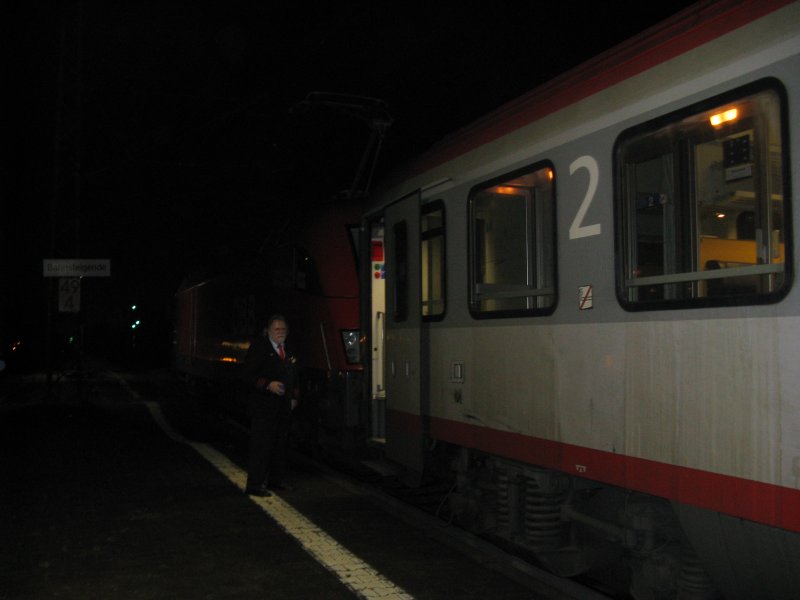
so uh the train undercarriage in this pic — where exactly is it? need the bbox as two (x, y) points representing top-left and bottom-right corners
(432, 445), (718, 600)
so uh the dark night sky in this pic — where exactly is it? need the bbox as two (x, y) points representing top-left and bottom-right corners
(7, 1), (696, 360)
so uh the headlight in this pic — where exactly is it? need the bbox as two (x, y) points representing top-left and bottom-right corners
(340, 330), (360, 364)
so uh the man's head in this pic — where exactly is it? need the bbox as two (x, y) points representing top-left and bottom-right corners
(266, 314), (288, 345)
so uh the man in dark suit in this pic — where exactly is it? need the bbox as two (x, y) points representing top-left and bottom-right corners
(243, 314), (298, 496)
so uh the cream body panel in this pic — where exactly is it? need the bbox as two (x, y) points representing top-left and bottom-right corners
(431, 315), (799, 490)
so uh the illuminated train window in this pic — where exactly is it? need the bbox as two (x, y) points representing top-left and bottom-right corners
(421, 201), (446, 320)
(615, 79), (792, 310)
(468, 162), (557, 318)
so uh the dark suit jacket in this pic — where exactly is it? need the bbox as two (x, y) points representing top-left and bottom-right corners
(242, 335), (297, 399)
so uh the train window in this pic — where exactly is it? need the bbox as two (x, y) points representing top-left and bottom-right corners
(468, 162), (556, 317)
(616, 79), (791, 309)
(421, 201), (446, 320)
(393, 221), (409, 322)
(267, 246), (322, 294)
(295, 248), (322, 295)
(347, 224), (361, 269)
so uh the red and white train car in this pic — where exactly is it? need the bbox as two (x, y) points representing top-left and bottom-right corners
(361, 2), (800, 598)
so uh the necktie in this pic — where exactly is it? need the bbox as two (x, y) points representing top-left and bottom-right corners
(278, 344), (285, 360)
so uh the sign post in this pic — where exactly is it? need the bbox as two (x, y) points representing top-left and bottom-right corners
(42, 259), (111, 393)
(43, 259), (111, 278)
(43, 259), (111, 314)
(58, 277), (81, 313)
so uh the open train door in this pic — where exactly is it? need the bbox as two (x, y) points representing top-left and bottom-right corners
(365, 191), (425, 482)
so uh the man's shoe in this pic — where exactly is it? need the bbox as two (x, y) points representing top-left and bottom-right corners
(245, 484), (272, 497)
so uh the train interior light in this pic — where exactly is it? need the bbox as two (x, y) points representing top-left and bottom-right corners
(709, 107), (738, 126)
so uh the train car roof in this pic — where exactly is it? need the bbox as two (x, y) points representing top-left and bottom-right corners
(369, 0), (796, 208)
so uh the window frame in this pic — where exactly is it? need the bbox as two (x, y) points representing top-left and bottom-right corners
(265, 244), (323, 295)
(614, 77), (793, 311)
(420, 200), (447, 321)
(467, 161), (558, 319)
(392, 220), (409, 322)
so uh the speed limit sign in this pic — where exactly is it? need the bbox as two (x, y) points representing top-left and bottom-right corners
(59, 277), (81, 313)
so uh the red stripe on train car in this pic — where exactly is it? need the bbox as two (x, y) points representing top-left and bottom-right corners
(397, 0), (794, 182)
(395, 412), (800, 533)
(386, 408), (423, 435)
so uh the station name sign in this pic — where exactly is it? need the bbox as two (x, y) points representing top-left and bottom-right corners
(43, 259), (111, 278)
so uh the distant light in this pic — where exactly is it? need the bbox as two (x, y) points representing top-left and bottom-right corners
(546, 169), (554, 181)
(716, 212), (726, 219)
(710, 108), (738, 126)
(131, 304), (137, 310)
(135, 320), (141, 326)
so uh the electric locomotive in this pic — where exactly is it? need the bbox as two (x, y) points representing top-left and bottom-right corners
(173, 201), (364, 452)
(359, 2), (800, 598)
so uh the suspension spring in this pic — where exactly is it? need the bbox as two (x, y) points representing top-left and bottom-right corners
(496, 469), (512, 533)
(523, 475), (565, 549)
(678, 545), (718, 598)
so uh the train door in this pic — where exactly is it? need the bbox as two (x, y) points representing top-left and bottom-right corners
(368, 191), (425, 479)
(367, 219), (387, 443)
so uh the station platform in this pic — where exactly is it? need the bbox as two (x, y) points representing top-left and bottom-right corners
(0, 367), (593, 600)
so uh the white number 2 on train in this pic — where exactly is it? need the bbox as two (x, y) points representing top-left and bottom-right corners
(569, 155), (602, 240)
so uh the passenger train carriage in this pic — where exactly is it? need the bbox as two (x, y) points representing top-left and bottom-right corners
(361, 2), (800, 598)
